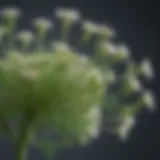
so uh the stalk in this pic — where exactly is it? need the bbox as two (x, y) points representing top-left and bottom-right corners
(15, 114), (33, 160)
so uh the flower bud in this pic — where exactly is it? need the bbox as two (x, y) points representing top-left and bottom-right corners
(114, 44), (130, 62)
(118, 115), (136, 140)
(81, 21), (99, 43)
(16, 30), (35, 48)
(79, 105), (102, 145)
(138, 58), (154, 80)
(123, 75), (142, 94)
(51, 41), (73, 53)
(97, 24), (115, 39)
(32, 17), (53, 33)
(0, 7), (21, 20)
(96, 41), (116, 56)
(54, 8), (80, 40)
(55, 8), (80, 23)
(82, 21), (99, 34)
(141, 91), (156, 111)
(85, 68), (105, 86)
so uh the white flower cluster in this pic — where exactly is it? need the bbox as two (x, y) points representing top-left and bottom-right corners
(0, 7), (156, 157)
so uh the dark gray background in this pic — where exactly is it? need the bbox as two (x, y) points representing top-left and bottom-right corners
(0, 0), (159, 160)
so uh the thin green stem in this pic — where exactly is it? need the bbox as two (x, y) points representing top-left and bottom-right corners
(61, 21), (71, 41)
(15, 115), (33, 160)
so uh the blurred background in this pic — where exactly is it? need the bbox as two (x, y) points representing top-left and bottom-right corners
(0, 0), (159, 160)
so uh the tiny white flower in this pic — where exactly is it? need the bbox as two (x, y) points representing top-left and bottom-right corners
(141, 91), (156, 111)
(139, 58), (154, 79)
(17, 30), (35, 44)
(55, 8), (80, 23)
(85, 105), (102, 138)
(125, 75), (142, 93)
(0, 7), (21, 19)
(97, 41), (116, 56)
(32, 17), (53, 31)
(97, 24), (115, 38)
(118, 116), (136, 140)
(115, 44), (130, 61)
(82, 21), (99, 34)
(51, 41), (72, 53)
(85, 68), (105, 85)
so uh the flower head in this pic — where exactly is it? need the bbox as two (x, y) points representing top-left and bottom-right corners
(0, 7), (21, 20)
(141, 91), (156, 111)
(97, 24), (115, 38)
(118, 115), (136, 140)
(32, 17), (53, 33)
(16, 30), (35, 46)
(51, 41), (73, 53)
(114, 44), (130, 61)
(78, 105), (102, 145)
(82, 21), (99, 34)
(138, 58), (154, 79)
(55, 8), (80, 23)
(96, 41), (116, 56)
(123, 75), (142, 94)
(0, 7), (156, 156)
